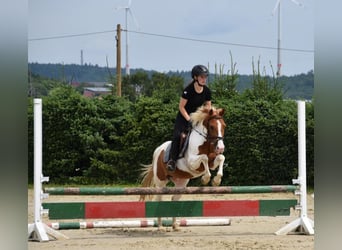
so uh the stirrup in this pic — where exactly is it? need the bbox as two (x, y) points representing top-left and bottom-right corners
(167, 160), (176, 172)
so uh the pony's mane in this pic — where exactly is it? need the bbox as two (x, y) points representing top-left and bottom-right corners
(190, 105), (217, 126)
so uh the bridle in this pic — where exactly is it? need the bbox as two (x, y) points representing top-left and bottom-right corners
(193, 115), (224, 144)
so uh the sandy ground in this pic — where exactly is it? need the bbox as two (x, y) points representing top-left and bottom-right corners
(28, 188), (314, 250)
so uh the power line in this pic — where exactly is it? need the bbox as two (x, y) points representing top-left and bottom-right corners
(28, 29), (314, 53)
(128, 30), (313, 53)
(28, 30), (116, 41)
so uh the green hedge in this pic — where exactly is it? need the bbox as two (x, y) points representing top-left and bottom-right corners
(28, 79), (314, 187)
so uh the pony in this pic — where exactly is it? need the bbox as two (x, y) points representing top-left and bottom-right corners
(139, 105), (226, 230)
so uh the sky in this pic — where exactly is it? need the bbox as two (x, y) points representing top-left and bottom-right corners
(28, 0), (314, 76)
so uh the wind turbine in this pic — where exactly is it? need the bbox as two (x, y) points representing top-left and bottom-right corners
(272, 0), (303, 77)
(115, 0), (140, 75)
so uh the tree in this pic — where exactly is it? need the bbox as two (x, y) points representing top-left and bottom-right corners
(121, 71), (151, 101)
(243, 58), (284, 103)
(150, 72), (184, 103)
(209, 52), (239, 99)
(38, 86), (106, 183)
(82, 95), (136, 183)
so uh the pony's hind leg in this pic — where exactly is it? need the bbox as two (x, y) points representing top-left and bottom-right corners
(155, 192), (168, 231)
(154, 178), (170, 231)
(170, 194), (182, 231)
(170, 178), (189, 231)
(154, 187), (168, 231)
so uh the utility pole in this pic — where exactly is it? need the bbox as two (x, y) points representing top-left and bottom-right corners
(276, 2), (281, 77)
(80, 50), (84, 66)
(116, 24), (122, 97)
(28, 68), (33, 97)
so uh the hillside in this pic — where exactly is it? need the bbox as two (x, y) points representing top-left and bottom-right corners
(28, 63), (314, 99)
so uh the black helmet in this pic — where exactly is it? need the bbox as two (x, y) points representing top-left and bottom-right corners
(191, 65), (209, 79)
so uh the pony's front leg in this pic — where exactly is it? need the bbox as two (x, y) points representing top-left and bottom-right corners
(211, 154), (225, 186)
(198, 155), (211, 185)
(188, 154), (211, 185)
(201, 170), (211, 185)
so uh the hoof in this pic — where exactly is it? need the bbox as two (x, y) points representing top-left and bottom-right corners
(201, 175), (210, 185)
(157, 226), (166, 232)
(211, 175), (222, 186)
(172, 223), (181, 231)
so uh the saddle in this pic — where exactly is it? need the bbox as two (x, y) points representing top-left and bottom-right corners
(163, 131), (191, 163)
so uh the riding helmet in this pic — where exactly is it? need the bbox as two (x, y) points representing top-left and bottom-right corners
(191, 65), (209, 79)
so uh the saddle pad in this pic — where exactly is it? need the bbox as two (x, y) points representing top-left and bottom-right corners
(163, 131), (191, 163)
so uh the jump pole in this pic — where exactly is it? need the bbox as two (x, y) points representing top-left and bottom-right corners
(275, 101), (314, 235)
(47, 218), (231, 230)
(28, 99), (68, 242)
(44, 185), (297, 196)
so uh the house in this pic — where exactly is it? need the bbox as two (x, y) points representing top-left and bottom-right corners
(83, 87), (112, 97)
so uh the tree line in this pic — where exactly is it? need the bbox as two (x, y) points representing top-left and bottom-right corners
(28, 62), (314, 100)
(27, 63), (314, 187)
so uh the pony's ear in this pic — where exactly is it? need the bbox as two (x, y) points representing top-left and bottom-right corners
(218, 108), (225, 116)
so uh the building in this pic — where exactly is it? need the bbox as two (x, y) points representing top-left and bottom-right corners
(83, 87), (112, 97)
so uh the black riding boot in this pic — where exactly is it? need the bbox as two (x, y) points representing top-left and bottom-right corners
(167, 135), (181, 172)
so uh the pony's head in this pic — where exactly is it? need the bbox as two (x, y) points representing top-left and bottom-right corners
(190, 105), (226, 154)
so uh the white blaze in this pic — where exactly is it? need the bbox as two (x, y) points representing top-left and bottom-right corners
(216, 120), (225, 153)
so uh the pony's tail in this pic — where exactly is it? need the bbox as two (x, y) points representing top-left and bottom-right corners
(139, 164), (154, 201)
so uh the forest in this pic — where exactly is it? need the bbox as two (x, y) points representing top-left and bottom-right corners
(27, 61), (314, 187)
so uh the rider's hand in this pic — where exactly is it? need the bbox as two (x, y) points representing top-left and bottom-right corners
(186, 120), (192, 131)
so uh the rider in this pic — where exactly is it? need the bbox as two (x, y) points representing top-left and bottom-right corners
(167, 64), (212, 172)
